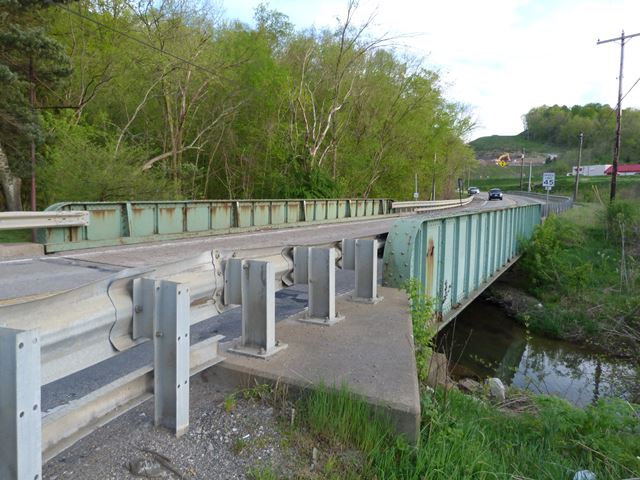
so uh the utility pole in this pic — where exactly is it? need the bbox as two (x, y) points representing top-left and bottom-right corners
(29, 57), (36, 213)
(573, 132), (584, 201)
(597, 30), (640, 201)
(29, 57), (37, 242)
(519, 148), (525, 190)
(527, 156), (532, 192)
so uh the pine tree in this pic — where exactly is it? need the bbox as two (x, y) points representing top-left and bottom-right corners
(0, 0), (71, 210)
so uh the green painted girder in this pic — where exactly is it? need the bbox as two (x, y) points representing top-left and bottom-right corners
(38, 198), (394, 253)
(383, 204), (542, 316)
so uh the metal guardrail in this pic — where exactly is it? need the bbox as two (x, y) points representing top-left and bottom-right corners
(37, 199), (394, 253)
(0, 211), (90, 230)
(391, 196), (474, 212)
(0, 236), (385, 478)
(383, 203), (542, 325)
(507, 191), (573, 217)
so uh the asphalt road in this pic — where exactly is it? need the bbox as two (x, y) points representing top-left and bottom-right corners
(0, 193), (541, 303)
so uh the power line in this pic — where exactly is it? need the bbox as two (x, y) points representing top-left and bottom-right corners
(619, 75), (640, 105)
(56, 3), (218, 77)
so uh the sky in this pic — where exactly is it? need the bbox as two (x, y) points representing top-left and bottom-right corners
(220, 0), (640, 141)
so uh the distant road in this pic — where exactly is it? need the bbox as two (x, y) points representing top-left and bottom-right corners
(0, 193), (540, 303)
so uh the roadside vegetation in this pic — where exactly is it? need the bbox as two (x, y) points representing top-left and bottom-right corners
(1, 0), (475, 212)
(518, 200), (640, 358)
(245, 279), (640, 479)
(0, 229), (30, 243)
(471, 168), (640, 202)
(270, 387), (639, 480)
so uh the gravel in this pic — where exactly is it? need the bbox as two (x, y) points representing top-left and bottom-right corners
(43, 370), (304, 479)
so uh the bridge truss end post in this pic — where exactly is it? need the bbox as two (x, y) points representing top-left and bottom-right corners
(153, 281), (190, 437)
(0, 327), (42, 480)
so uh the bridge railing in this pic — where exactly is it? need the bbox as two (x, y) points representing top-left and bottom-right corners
(383, 203), (542, 325)
(37, 198), (394, 253)
(391, 196), (474, 212)
(508, 191), (573, 217)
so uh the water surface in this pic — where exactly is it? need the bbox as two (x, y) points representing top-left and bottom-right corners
(438, 300), (639, 407)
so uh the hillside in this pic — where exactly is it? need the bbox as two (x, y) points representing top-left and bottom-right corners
(469, 133), (566, 163)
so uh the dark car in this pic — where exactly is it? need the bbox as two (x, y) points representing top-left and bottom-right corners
(468, 186), (480, 195)
(488, 188), (503, 200)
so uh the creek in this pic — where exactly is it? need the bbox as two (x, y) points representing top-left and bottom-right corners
(438, 299), (639, 407)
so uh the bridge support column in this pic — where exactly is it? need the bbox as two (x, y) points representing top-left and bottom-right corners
(0, 327), (42, 480)
(153, 281), (190, 437)
(351, 239), (383, 304)
(294, 247), (343, 325)
(228, 260), (287, 358)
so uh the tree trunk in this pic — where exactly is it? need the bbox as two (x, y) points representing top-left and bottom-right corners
(0, 143), (23, 211)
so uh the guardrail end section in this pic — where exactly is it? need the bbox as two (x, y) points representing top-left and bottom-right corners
(153, 281), (190, 437)
(0, 327), (42, 480)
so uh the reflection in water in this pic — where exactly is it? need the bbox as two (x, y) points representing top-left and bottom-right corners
(438, 300), (639, 407)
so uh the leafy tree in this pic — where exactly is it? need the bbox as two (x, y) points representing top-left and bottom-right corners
(0, 0), (71, 210)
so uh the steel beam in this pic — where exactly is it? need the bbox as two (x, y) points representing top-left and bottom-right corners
(0, 327), (42, 480)
(383, 204), (543, 324)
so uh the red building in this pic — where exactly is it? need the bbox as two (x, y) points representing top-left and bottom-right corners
(604, 164), (640, 175)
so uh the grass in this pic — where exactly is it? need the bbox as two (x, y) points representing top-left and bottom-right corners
(469, 134), (564, 156)
(471, 167), (640, 202)
(290, 386), (640, 480)
(283, 272), (639, 479)
(0, 229), (31, 243)
(517, 200), (640, 356)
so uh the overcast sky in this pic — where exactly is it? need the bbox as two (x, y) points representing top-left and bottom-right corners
(221, 0), (640, 141)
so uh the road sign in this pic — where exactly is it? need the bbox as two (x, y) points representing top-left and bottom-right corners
(542, 172), (555, 190)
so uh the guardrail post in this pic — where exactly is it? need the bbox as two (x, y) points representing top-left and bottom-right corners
(153, 281), (190, 437)
(229, 260), (287, 358)
(293, 246), (309, 284)
(0, 327), (42, 480)
(304, 248), (343, 325)
(133, 278), (157, 340)
(341, 238), (356, 270)
(350, 239), (383, 304)
(223, 258), (243, 305)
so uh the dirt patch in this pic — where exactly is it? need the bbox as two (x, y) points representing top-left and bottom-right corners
(43, 373), (303, 479)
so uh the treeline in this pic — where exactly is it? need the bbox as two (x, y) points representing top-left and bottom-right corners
(523, 103), (640, 162)
(0, 0), (475, 211)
